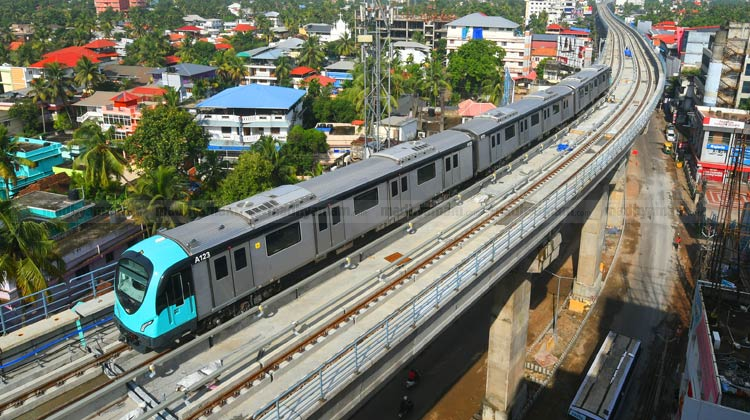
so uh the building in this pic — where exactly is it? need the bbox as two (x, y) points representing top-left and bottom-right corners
(377, 116), (418, 142)
(73, 87), (166, 139)
(524, 0), (575, 26)
(238, 38), (304, 85)
(94, 0), (146, 14)
(676, 282), (750, 419)
(196, 84), (305, 153)
(557, 31), (594, 69)
(445, 13), (531, 78)
(355, 9), (454, 48)
(0, 137), (64, 199)
(0, 64), (33, 93)
(100, 63), (157, 86)
(686, 105), (750, 184)
(149, 63), (217, 101)
(680, 29), (716, 68)
(392, 41), (430, 64)
(697, 23), (750, 108)
(458, 99), (496, 123)
(29, 46), (106, 71)
(314, 122), (363, 166)
(530, 33), (558, 69)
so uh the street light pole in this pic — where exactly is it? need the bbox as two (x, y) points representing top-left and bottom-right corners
(545, 270), (576, 346)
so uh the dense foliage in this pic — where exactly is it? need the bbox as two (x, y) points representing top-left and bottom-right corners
(447, 40), (506, 100)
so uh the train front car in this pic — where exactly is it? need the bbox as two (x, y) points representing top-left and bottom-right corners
(114, 235), (195, 351)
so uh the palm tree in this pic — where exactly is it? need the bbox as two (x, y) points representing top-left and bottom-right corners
(160, 86), (181, 107)
(482, 70), (504, 105)
(74, 56), (105, 95)
(212, 50), (248, 87)
(336, 31), (356, 58)
(0, 201), (66, 298)
(29, 77), (51, 134)
(42, 62), (75, 121)
(275, 56), (292, 87)
(251, 136), (296, 185)
(124, 166), (198, 235)
(420, 51), (450, 107)
(71, 121), (125, 194)
(298, 36), (325, 71)
(0, 126), (36, 200)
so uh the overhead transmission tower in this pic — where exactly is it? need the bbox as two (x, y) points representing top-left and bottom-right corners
(358, 0), (393, 156)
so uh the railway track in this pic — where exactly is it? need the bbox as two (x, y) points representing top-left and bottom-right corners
(175, 9), (657, 420)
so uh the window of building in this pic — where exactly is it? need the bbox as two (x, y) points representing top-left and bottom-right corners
(417, 162), (436, 185)
(214, 256), (229, 279)
(271, 127), (280, 134)
(318, 211), (328, 231)
(505, 125), (515, 140)
(234, 248), (247, 271)
(531, 113), (540, 126)
(743, 81), (750, 94)
(746, 64), (750, 76)
(221, 126), (232, 134)
(266, 222), (302, 256)
(353, 188), (379, 214)
(331, 206), (341, 225)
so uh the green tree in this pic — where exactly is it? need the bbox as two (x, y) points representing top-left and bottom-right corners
(275, 56), (293, 87)
(42, 62), (75, 120)
(212, 49), (248, 87)
(124, 166), (197, 235)
(335, 31), (356, 58)
(74, 56), (105, 95)
(124, 105), (208, 172)
(195, 150), (226, 199)
(447, 39), (505, 100)
(250, 136), (296, 185)
(536, 57), (552, 80)
(71, 121), (125, 196)
(8, 100), (43, 136)
(0, 201), (66, 297)
(283, 126), (329, 175)
(29, 77), (51, 134)
(215, 151), (274, 205)
(160, 86), (181, 107)
(421, 50), (451, 106)
(526, 11), (549, 34)
(298, 35), (325, 70)
(0, 126), (36, 200)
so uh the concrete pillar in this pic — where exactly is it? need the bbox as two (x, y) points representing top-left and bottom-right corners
(483, 270), (531, 420)
(573, 184), (608, 300)
(606, 161), (628, 229)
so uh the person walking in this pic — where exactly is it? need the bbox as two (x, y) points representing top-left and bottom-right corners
(673, 234), (682, 250)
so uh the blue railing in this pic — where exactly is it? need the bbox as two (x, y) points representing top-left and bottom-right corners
(0, 263), (117, 335)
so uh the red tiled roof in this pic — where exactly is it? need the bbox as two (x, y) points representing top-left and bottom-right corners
(175, 25), (201, 32)
(458, 99), (496, 117)
(513, 70), (537, 82)
(304, 75), (335, 86)
(653, 34), (677, 45)
(111, 91), (140, 103)
(234, 24), (257, 32)
(215, 43), (233, 50)
(169, 33), (186, 41)
(547, 24), (563, 30)
(290, 66), (316, 76)
(164, 55), (181, 65)
(30, 46), (101, 68)
(84, 39), (116, 49)
(9, 41), (23, 51)
(561, 29), (589, 36)
(198, 37), (210, 43)
(130, 86), (167, 96)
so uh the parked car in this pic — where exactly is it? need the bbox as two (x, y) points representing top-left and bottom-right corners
(666, 126), (676, 143)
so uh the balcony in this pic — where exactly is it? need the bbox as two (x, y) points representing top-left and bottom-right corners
(76, 111), (102, 123)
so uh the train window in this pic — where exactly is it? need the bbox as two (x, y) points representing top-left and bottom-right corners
(331, 206), (342, 225)
(353, 188), (379, 215)
(445, 156), (451, 171)
(318, 211), (328, 231)
(234, 248), (248, 270)
(520, 121), (524, 133)
(491, 136), (496, 147)
(214, 256), (229, 279)
(171, 273), (185, 307)
(266, 223), (302, 256)
(453, 154), (458, 168)
(553, 104), (560, 114)
(504, 125), (515, 140)
(531, 114), (540, 126)
(391, 181), (398, 197)
(156, 270), (192, 313)
(417, 162), (436, 185)
(401, 176), (408, 193)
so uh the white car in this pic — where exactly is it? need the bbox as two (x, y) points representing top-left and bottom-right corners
(666, 127), (676, 143)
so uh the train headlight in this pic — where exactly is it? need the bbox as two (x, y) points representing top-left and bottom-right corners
(140, 320), (154, 332)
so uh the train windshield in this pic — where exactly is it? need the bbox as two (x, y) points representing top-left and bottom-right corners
(116, 258), (150, 311)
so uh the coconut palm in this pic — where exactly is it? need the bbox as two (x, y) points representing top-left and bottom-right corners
(160, 86), (181, 107)
(29, 77), (51, 134)
(420, 51), (450, 106)
(212, 50), (248, 87)
(251, 136), (296, 185)
(0, 201), (66, 298)
(124, 166), (198, 235)
(42, 62), (75, 120)
(336, 31), (356, 57)
(482, 70), (504, 105)
(74, 56), (105, 95)
(274, 56), (292, 87)
(71, 121), (125, 194)
(0, 126), (36, 200)
(298, 36), (325, 71)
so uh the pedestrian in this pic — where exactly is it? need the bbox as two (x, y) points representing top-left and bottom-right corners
(673, 234), (682, 250)
(678, 204), (685, 217)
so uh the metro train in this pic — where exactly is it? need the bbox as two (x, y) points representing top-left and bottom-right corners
(114, 64), (612, 350)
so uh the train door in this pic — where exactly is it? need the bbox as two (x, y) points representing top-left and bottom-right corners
(315, 209), (333, 252)
(490, 133), (500, 164)
(329, 204), (346, 247)
(400, 175), (411, 212)
(230, 244), (254, 296)
(157, 268), (196, 328)
(389, 178), (402, 218)
(209, 251), (235, 308)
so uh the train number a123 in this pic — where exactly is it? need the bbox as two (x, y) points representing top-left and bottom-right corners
(194, 251), (211, 264)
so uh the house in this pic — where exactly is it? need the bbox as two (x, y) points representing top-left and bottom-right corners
(238, 38), (304, 85)
(73, 87), (166, 139)
(0, 137), (64, 199)
(302, 24), (334, 42)
(458, 99), (496, 123)
(264, 11), (281, 28)
(377, 116), (418, 142)
(100, 63), (157, 86)
(0, 109), (25, 135)
(29, 46), (103, 71)
(392, 41), (430, 64)
(149, 63), (217, 101)
(228, 3), (242, 17)
(556, 33), (593, 69)
(445, 13), (531, 78)
(314, 122), (363, 165)
(83, 39), (118, 60)
(196, 84), (305, 153)
(94, 0), (146, 14)
(290, 66), (317, 88)
(0, 64), (34, 93)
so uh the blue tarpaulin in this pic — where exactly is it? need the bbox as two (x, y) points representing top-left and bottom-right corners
(473, 27), (483, 39)
(557, 144), (569, 152)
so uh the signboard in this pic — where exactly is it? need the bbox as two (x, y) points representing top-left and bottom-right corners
(706, 118), (745, 129)
(706, 143), (729, 151)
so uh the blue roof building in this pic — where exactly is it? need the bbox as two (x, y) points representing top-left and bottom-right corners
(196, 84), (306, 154)
(0, 137), (64, 199)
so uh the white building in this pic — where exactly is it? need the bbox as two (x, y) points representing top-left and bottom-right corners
(237, 38), (304, 86)
(446, 13), (531, 78)
(377, 116), (418, 143)
(196, 84), (306, 152)
(392, 41), (430, 64)
(615, 0), (644, 6)
(525, 0), (577, 26)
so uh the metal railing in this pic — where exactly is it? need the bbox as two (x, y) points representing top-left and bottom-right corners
(252, 40), (665, 420)
(0, 263), (117, 335)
